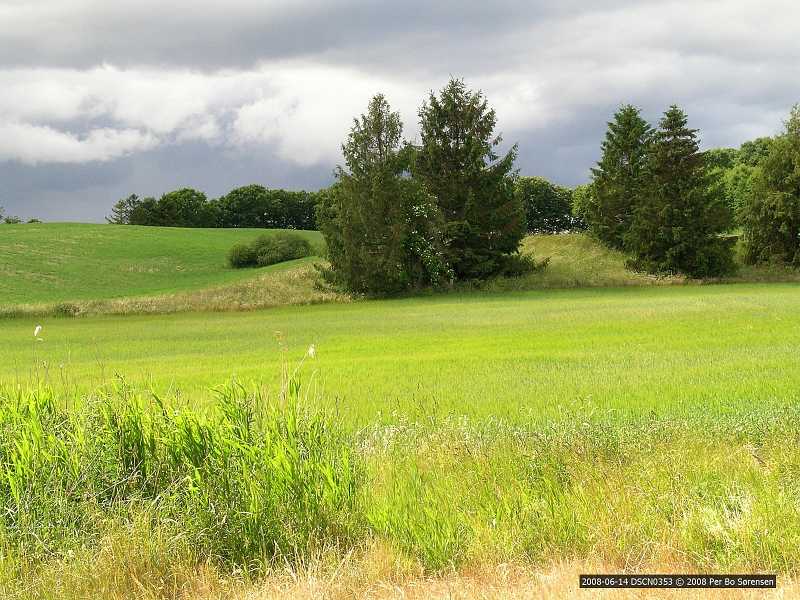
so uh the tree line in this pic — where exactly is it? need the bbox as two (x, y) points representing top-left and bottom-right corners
(107, 185), (318, 230)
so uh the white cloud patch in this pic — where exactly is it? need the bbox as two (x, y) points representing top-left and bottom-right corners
(0, 122), (157, 163)
(0, 62), (426, 166)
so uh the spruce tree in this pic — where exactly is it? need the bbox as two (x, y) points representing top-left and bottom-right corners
(415, 79), (526, 280)
(316, 94), (445, 293)
(585, 104), (652, 251)
(106, 194), (141, 224)
(741, 105), (800, 265)
(627, 105), (735, 277)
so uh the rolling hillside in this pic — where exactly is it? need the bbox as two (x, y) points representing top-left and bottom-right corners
(0, 222), (324, 305)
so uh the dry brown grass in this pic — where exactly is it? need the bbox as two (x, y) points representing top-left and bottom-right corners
(241, 559), (797, 600)
(0, 262), (353, 319)
(20, 539), (794, 600)
(157, 560), (797, 600)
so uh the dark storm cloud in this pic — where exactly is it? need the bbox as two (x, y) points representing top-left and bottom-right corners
(0, 1), (612, 70)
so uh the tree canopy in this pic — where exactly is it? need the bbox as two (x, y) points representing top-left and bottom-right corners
(584, 104), (652, 251)
(515, 176), (581, 234)
(317, 94), (445, 293)
(741, 105), (800, 266)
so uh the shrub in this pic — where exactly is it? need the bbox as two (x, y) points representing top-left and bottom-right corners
(228, 231), (313, 269)
(252, 231), (312, 267)
(227, 242), (258, 268)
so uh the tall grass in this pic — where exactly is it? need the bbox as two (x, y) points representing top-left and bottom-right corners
(0, 375), (358, 589)
(2, 374), (800, 598)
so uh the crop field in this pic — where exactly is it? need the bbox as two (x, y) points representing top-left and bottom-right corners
(2, 283), (799, 425)
(2, 226), (800, 599)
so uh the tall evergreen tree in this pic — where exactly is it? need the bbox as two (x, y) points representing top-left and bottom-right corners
(415, 79), (525, 280)
(106, 194), (141, 224)
(585, 104), (652, 251)
(627, 105), (735, 277)
(741, 105), (800, 265)
(316, 94), (444, 293)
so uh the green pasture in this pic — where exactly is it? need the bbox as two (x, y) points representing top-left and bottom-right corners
(3, 282), (798, 424)
(0, 223), (323, 305)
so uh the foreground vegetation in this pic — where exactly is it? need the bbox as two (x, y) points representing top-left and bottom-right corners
(1, 377), (798, 599)
(3, 222), (800, 597)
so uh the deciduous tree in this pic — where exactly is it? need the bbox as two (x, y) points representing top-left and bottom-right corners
(741, 105), (800, 265)
(514, 176), (580, 233)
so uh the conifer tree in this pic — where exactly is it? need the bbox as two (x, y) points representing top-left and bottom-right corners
(415, 79), (525, 280)
(741, 105), (800, 265)
(627, 105), (735, 277)
(316, 94), (445, 293)
(106, 194), (141, 224)
(585, 104), (652, 251)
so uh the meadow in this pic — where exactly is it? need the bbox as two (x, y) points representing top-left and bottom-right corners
(2, 225), (800, 598)
(0, 222), (324, 305)
(2, 283), (799, 425)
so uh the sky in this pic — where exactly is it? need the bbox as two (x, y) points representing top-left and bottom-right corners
(1, 0), (799, 223)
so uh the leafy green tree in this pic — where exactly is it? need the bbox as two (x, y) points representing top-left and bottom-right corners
(723, 163), (759, 219)
(741, 105), (800, 265)
(738, 137), (773, 167)
(626, 105), (735, 277)
(514, 176), (581, 233)
(704, 147), (737, 170)
(317, 94), (445, 293)
(415, 79), (525, 279)
(128, 197), (158, 225)
(218, 185), (280, 228)
(156, 188), (218, 228)
(584, 104), (653, 251)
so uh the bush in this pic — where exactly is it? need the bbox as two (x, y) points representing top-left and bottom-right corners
(228, 231), (313, 269)
(227, 242), (258, 268)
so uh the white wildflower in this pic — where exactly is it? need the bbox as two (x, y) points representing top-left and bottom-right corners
(307, 345), (315, 358)
(34, 325), (43, 341)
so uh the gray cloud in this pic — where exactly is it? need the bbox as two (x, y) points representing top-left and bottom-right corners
(1, 0), (799, 221)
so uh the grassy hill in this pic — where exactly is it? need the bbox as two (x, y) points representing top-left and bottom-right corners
(2, 224), (799, 320)
(0, 222), (324, 305)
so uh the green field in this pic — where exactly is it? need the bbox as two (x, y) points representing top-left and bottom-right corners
(3, 225), (800, 598)
(0, 222), (324, 305)
(3, 283), (799, 424)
